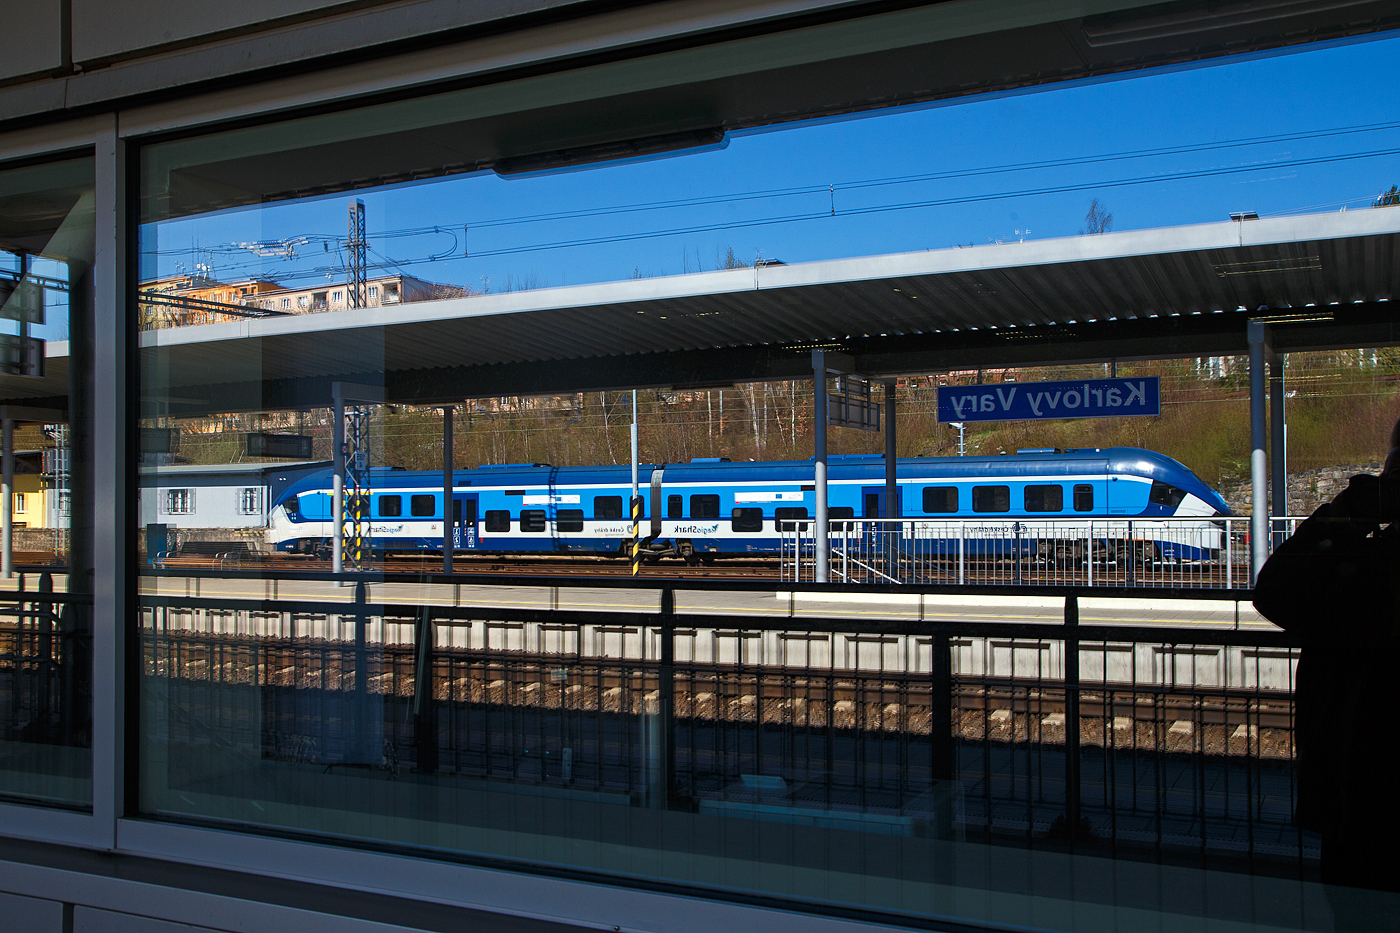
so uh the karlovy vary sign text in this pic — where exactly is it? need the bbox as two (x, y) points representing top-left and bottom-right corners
(936, 376), (1160, 423)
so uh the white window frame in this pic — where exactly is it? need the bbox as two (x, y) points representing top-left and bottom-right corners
(238, 486), (263, 516)
(164, 488), (194, 514)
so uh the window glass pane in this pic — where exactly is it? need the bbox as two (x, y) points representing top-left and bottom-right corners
(972, 485), (1010, 512)
(731, 507), (763, 532)
(0, 154), (94, 808)
(1149, 480), (1187, 508)
(1024, 485), (1063, 512)
(594, 495), (623, 520)
(774, 506), (808, 531)
(1073, 484), (1094, 512)
(923, 486), (958, 513)
(129, 29), (1384, 929)
(691, 495), (720, 519)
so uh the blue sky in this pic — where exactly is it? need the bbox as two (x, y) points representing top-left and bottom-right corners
(142, 30), (1400, 295)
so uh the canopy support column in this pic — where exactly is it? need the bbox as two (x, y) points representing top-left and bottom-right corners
(332, 394), (344, 575)
(1247, 321), (1272, 582)
(2, 418), (11, 579)
(1269, 356), (1287, 538)
(442, 405), (453, 575)
(884, 381), (897, 519)
(813, 351), (828, 583)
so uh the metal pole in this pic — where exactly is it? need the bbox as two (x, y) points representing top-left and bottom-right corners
(1269, 356), (1286, 539)
(1247, 321), (1269, 581)
(813, 351), (829, 583)
(631, 390), (639, 499)
(442, 406), (453, 575)
(884, 381), (897, 517)
(2, 418), (11, 579)
(332, 392), (344, 574)
(1064, 594), (1081, 844)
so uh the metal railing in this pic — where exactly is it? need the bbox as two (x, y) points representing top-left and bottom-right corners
(139, 572), (1306, 875)
(781, 516), (1304, 588)
(0, 574), (91, 751)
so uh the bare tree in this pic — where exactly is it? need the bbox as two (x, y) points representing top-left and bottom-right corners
(1082, 199), (1113, 235)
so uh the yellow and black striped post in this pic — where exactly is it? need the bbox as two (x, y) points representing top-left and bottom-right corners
(630, 495), (644, 576)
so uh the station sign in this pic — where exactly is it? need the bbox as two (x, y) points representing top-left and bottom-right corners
(936, 376), (1160, 423)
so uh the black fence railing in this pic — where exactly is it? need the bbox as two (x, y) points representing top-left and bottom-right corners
(0, 574), (91, 751)
(139, 577), (1307, 876)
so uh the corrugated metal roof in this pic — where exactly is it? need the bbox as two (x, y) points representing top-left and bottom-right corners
(137, 209), (1399, 395)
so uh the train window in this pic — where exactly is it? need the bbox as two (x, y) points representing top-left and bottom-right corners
(519, 510), (547, 533)
(732, 507), (764, 532)
(691, 495), (720, 519)
(411, 494), (436, 517)
(1074, 484), (1094, 511)
(923, 486), (958, 513)
(283, 496), (300, 516)
(1024, 485), (1063, 512)
(594, 496), (623, 520)
(972, 486), (1010, 512)
(775, 506), (809, 531)
(378, 495), (402, 517)
(830, 505), (855, 529)
(667, 495), (682, 519)
(1149, 480), (1187, 509)
(557, 509), (584, 532)
(484, 510), (510, 532)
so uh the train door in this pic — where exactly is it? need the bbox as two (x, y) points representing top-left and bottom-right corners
(861, 485), (902, 519)
(452, 493), (479, 549)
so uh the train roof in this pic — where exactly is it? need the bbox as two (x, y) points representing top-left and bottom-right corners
(274, 447), (1219, 501)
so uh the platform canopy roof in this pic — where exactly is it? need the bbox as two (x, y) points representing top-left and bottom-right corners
(124, 207), (1400, 416)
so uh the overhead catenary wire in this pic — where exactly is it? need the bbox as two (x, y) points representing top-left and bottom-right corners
(142, 117), (1400, 284)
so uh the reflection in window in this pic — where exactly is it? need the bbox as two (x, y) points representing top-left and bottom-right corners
(125, 34), (1379, 928)
(0, 154), (94, 808)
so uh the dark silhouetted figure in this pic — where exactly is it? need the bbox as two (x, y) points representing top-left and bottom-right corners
(1254, 420), (1400, 929)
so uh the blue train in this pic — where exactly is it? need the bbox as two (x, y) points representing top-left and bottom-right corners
(267, 447), (1232, 562)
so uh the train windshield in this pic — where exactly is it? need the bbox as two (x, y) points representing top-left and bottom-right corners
(1148, 480), (1188, 508)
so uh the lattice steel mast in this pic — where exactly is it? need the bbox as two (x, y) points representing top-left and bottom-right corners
(347, 199), (366, 309)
